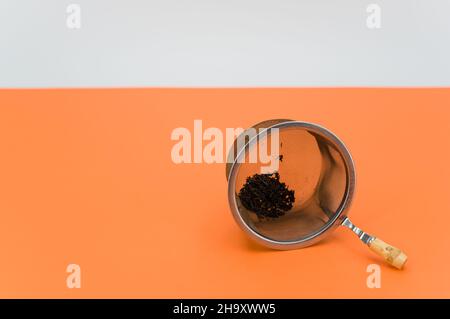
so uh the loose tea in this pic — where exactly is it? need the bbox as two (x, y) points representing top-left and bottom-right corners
(238, 172), (295, 219)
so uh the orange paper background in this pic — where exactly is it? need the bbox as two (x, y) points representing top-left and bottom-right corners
(0, 88), (449, 298)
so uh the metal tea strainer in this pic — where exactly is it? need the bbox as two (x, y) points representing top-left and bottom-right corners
(226, 119), (407, 269)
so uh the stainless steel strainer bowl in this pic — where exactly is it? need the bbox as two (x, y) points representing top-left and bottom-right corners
(226, 119), (407, 269)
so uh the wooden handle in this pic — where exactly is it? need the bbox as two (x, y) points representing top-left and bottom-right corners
(368, 238), (408, 270)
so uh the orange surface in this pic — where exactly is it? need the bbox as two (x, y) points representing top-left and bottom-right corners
(0, 88), (449, 298)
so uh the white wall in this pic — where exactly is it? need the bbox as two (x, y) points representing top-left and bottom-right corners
(1, 0), (449, 87)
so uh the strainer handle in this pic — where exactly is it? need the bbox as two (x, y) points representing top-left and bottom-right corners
(342, 217), (408, 270)
(368, 238), (408, 270)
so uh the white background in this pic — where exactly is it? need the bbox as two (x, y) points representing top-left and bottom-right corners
(1, 0), (449, 87)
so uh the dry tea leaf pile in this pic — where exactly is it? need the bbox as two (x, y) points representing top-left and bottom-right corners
(238, 172), (295, 219)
